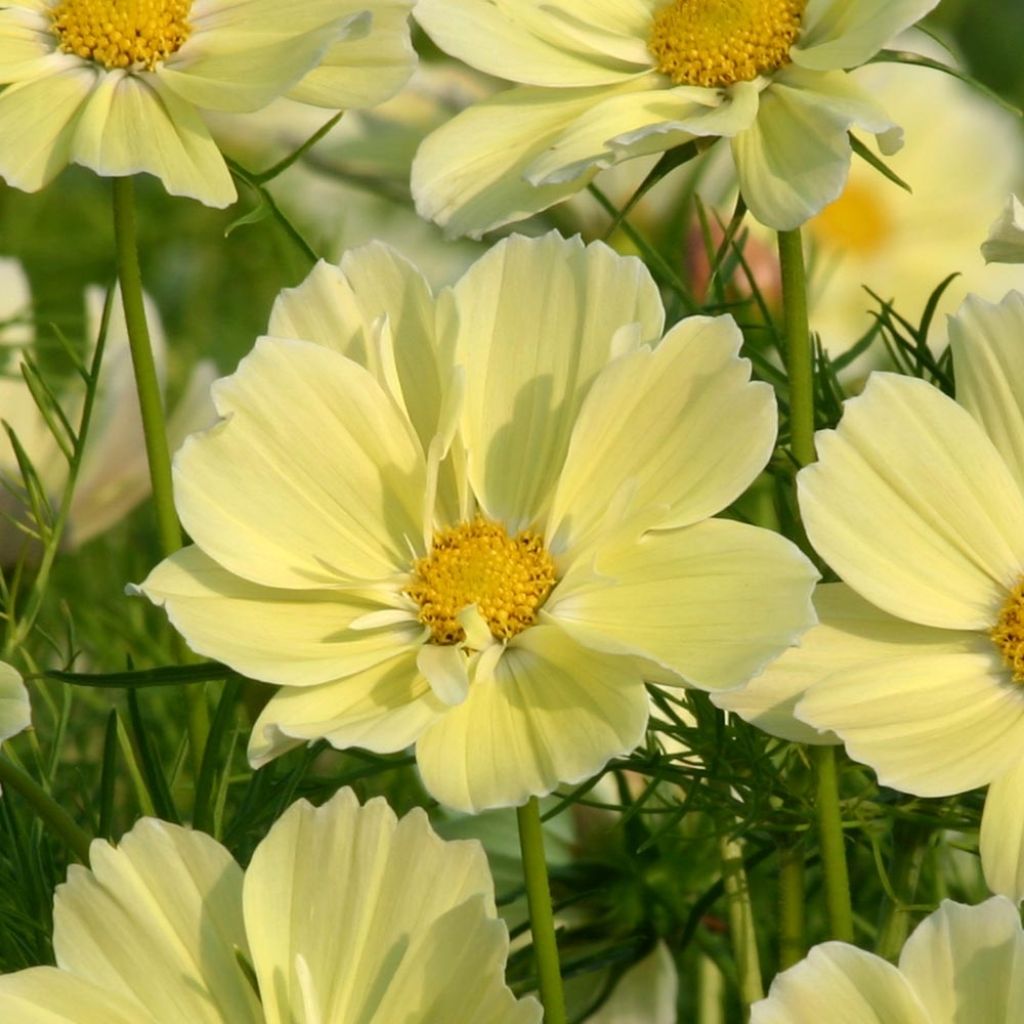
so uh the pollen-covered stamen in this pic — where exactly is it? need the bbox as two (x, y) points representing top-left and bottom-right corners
(648, 0), (804, 88)
(991, 579), (1024, 683)
(406, 519), (557, 646)
(51, 0), (192, 71)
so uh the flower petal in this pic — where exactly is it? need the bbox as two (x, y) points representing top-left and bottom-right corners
(795, 0), (942, 72)
(750, 942), (929, 1024)
(983, 196), (1024, 265)
(416, 625), (649, 812)
(796, 645), (1024, 796)
(71, 72), (235, 206)
(287, 1), (416, 109)
(949, 291), (1024, 497)
(547, 315), (775, 555)
(714, 583), (971, 746)
(242, 788), (532, 1022)
(451, 232), (663, 530)
(0, 967), (153, 1023)
(0, 660), (29, 746)
(138, 546), (422, 687)
(174, 337), (425, 589)
(550, 520), (817, 691)
(411, 82), (649, 238)
(980, 761), (1024, 903)
(0, 64), (95, 192)
(248, 648), (445, 767)
(586, 941), (678, 1024)
(898, 897), (1024, 1021)
(732, 67), (892, 230)
(414, 0), (649, 87)
(0, 8), (67, 83)
(799, 373), (1024, 629)
(53, 821), (261, 1024)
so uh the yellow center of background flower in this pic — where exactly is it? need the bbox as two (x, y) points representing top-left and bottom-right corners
(809, 181), (894, 256)
(991, 580), (1024, 682)
(648, 0), (804, 88)
(51, 0), (191, 70)
(407, 519), (557, 645)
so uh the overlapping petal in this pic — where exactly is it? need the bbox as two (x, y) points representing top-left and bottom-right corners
(980, 761), (1024, 902)
(0, 968), (154, 1024)
(550, 520), (817, 690)
(416, 626), (649, 812)
(800, 373), (1024, 629)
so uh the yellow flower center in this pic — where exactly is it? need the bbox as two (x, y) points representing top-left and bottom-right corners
(648, 0), (804, 88)
(50, 0), (192, 71)
(809, 180), (894, 256)
(406, 519), (557, 646)
(991, 580), (1024, 683)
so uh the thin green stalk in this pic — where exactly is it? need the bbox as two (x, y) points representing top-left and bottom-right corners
(0, 755), (92, 864)
(111, 176), (181, 555)
(875, 822), (931, 961)
(697, 953), (725, 1024)
(112, 176), (208, 776)
(778, 226), (854, 944)
(812, 746), (854, 942)
(777, 843), (805, 968)
(516, 797), (567, 1024)
(718, 832), (763, 1018)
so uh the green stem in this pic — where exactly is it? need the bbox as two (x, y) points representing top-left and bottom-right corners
(812, 746), (854, 942)
(112, 176), (208, 776)
(875, 822), (930, 961)
(0, 754), (92, 864)
(777, 843), (805, 969)
(718, 832), (763, 1018)
(516, 797), (567, 1024)
(778, 226), (854, 944)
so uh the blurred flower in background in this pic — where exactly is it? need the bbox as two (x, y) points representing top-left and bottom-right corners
(984, 194), (1024, 264)
(0, 258), (215, 563)
(0, 661), (29, 764)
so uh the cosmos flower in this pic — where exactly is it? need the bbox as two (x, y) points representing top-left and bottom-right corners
(139, 232), (816, 814)
(0, 787), (541, 1022)
(717, 286), (1024, 900)
(0, 0), (415, 205)
(410, 0), (938, 237)
(751, 897), (1024, 1023)
(0, 260), (215, 563)
(983, 195), (1024, 265)
(0, 661), (29, 756)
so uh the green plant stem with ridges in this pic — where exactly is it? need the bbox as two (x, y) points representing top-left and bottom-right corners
(718, 831), (763, 1019)
(875, 822), (931, 961)
(777, 842), (806, 968)
(0, 755), (92, 864)
(112, 176), (208, 777)
(778, 227), (854, 944)
(516, 797), (567, 1024)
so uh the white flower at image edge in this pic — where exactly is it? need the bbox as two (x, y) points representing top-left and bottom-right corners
(0, 788), (541, 1023)
(751, 897), (1024, 1023)
(410, 0), (939, 237)
(983, 195), (1024, 265)
(0, 258), (216, 563)
(717, 287), (1024, 901)
(0, 0), (415, 206)
(0, 661), (30, 755)
(138, 232), (818, 814)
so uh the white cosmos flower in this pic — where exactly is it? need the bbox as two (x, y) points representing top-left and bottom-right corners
(410, 0), (939, 237)
(716, 286), (1024, 901)
(751, 897), (1024, 1023)
(0, 261), (215, 562)
(138, 232), (817, 814)
(984, 195), (1024, 265)
(0, 0), (415, 206)
(0, 660), (30, 757)
(0, 788), (541, 1023)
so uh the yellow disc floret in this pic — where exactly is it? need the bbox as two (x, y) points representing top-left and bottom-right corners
(648, 0), (804, 88)
(407, 519), (557, 646)
(991, 579), (1024, 683)
(51, 0), (192, 71)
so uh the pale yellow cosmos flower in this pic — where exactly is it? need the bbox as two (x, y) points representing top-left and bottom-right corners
(0, 259), (215, 562)
(138, 232), (817, 814)
(717, 286), (1024, 901)
(0, 788), (541, 1022)
(751, 898), (1024, 1023)
(0, 0), (415, 206)
(0, 661), (30, 758)
(410, 0), (939, 237)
